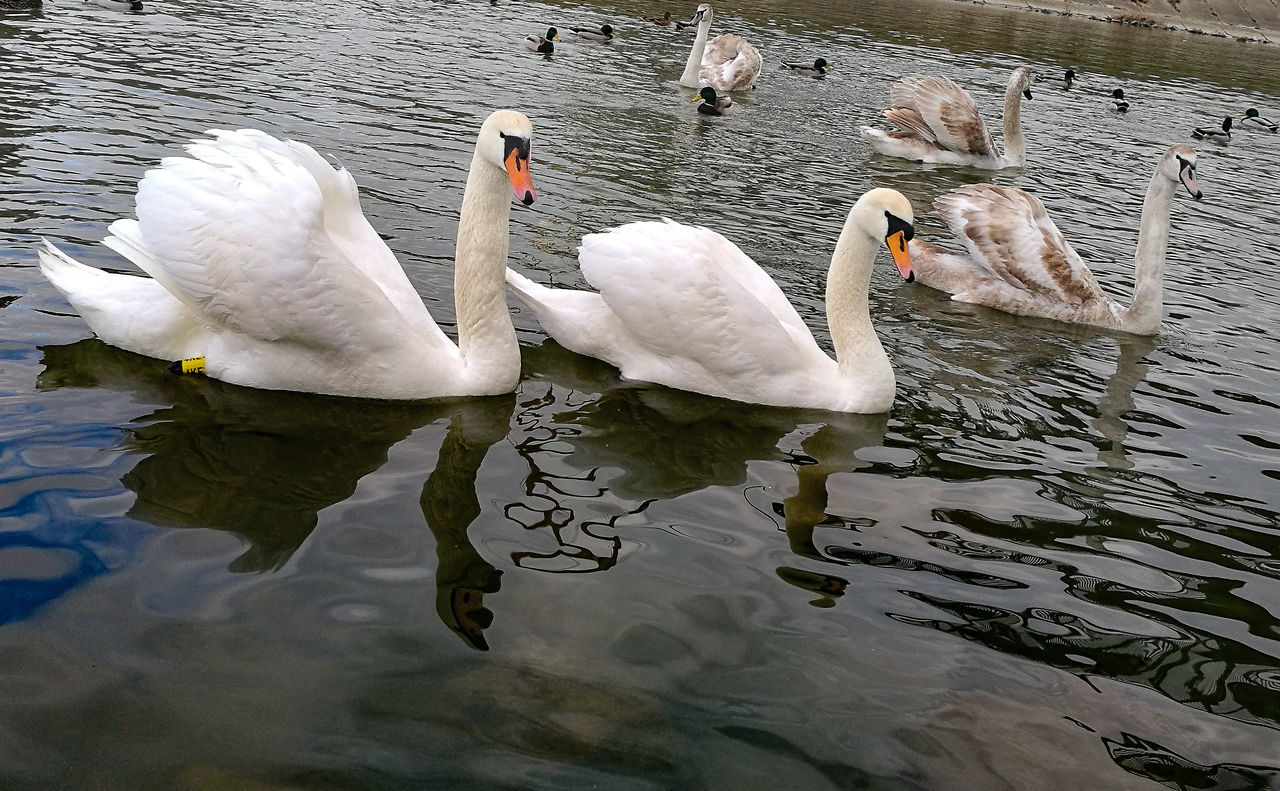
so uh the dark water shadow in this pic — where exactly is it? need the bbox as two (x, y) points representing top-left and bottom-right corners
(509, 339), (894, 600)
(38, 339), (514, 651)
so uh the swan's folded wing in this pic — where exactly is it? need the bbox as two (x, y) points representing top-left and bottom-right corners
(702, 34), (761, 90)
(578, 220), (826, 372)
(902, 76), (997, 156)
(882, 108), (938, 144)
(132, 141), (419, 353)
(934, 185), (1107, 305)
(187, 130), (447, 345)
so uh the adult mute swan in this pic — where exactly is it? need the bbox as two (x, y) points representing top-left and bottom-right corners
(37, 110), (538, 399)
(904, 145), (1202, 336)
(861, 67), (1034, 169)
(679, 3), (762, 93)
(505, 189), (916, 414)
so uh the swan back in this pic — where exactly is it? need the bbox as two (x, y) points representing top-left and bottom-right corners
(883, 75), (998, 158)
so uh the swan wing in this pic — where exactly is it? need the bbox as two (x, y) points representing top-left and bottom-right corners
(889, 76), (997, 156)
(190, 130), (448, 345)
(934, 185), (1106, 305)
(132, 134), (433, 354)
(578, 220), (826, 376)
(701, 34), (762, 91)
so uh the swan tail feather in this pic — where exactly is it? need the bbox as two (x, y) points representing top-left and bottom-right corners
(37, 238), (202, 359)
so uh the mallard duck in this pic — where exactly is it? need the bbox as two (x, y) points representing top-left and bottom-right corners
(643, 11), (672, 25)
(87, 0), (143, 9)
(782, 58), (830, 77)
(1191, 116), (1231, 143)
(861, 67), (1034, 169)
(1240, 108), (1278, 131)
(38, 111), (539, 399)
(693, 86), (732, 115)
(904, 145), (1202, 336)
(1111, 88), (1129, 112)
(678, 4), (762, 93)
(1062, 68), (1076, 89)
(570, 24), (614, 41)
(505, 189), (916, 414)
(525, 27), (559, 53)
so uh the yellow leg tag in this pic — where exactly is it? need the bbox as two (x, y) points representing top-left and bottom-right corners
(178, 356), (205, 375)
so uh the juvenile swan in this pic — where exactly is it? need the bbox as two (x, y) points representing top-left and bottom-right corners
(905, 145), (1202, 335)
(38, 111), (538, 399)
(505, 189), (916, 414)
(678, 3), (762, 93)
(861, 67), (1034, 169)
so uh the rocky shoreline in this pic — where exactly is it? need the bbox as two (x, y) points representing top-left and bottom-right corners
(958, 0), (1278, 43)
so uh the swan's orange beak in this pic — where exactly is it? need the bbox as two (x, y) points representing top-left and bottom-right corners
(503, 140), (536, 206)
(886, 231), (914, 282)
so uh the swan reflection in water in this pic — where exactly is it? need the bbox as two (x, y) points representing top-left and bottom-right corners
(38, 339), (514, 650)
(35, 326), (1167, 650)
(509, 340), (898, 603)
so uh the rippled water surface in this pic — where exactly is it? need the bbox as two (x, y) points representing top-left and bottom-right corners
(3, 0), (1280, 788)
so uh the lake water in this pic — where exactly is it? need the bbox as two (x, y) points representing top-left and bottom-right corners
(2, 0), (1280, 788)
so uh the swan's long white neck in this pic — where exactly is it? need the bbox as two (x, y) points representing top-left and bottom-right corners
(1122, 168), (1177, 334)
(826, 214), (893, 395)
(453, 153), (520, 390)
(680, 13), (713, 88)
(1000, 77), (1027, 166)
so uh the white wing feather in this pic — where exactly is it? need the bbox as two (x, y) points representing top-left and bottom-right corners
(577, 221), (830, 384)
(131, 139), (417, 353)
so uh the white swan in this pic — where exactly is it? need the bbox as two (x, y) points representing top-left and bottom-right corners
(860, 67), (1034, 169)
(505, 189), (916, 414)
(678, 3), (762, 93)
(37, 110), (538, 399)
(905, 145), (1202, 335)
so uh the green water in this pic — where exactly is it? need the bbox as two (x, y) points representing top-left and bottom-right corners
(2, 0), (1279, 788)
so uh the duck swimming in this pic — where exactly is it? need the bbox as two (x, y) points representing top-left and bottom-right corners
(1111, 88), (1129, 112)
(782, 58), (830, 77)
(570, 24), (614, 41)
(1061, 68), (1076, 89)
(1191, 116), (1231, 143)
(643, 10), (672, 24)
(1240, 108), (1278, 131)
(525, 27), (559, 53)
(861, 67), (1034, 169)
(693, 86), (732, 115)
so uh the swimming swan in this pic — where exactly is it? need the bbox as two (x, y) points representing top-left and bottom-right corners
(861, 67), (1034, 169)
(905, 145), (1201, 336)
(37, 110), (538, 399)
(678, 3), (762, 93)
(505, 189), (916, 414)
